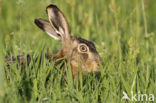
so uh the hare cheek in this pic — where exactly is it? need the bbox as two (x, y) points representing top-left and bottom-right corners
(70, 60), (78, 77)
(86, 60), (99, 72)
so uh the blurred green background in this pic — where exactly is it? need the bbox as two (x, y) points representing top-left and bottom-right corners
(0, 0), (156, 103)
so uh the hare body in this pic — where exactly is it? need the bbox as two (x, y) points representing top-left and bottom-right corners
(35, 4), (101, 77)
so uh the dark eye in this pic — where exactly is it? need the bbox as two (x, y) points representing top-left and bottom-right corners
(79, 45), (88, 52)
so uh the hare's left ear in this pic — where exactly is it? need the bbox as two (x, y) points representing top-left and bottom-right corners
(34, 18), (62, 40)
(46, 4), (71, 40)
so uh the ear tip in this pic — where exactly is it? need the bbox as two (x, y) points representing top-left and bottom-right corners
(34, 18), (44, 30)
(46, 4), (58, 13)
(47, 4), (57, 8)
(34, 18), (38, 23)
(34, 18), (39, 25)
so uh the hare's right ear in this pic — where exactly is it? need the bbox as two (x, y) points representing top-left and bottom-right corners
(46, 4), (71, 40)
(34, 18), (61, 40)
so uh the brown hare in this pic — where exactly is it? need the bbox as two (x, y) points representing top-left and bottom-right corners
(6, 4), (102, 78)
(34, 4), (102, 78)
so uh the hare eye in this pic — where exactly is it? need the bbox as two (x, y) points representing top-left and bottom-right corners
(79, 45), (88, 52)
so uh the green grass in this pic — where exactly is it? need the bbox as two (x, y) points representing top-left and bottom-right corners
(0, 0), (156, 103)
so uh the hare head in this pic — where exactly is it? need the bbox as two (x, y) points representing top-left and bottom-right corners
(34, 4), (102, 77)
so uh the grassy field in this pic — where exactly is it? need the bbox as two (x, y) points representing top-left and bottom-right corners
(0, 0), (156, 103)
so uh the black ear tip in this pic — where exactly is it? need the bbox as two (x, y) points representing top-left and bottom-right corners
(34, 19), (40, 26)
(46, 4), (59, 13)
(47, 4), (58, 9)
(34, 19), (38, 24)
(34, 18), (44, 30)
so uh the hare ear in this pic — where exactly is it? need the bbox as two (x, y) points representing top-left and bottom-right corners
(46, 4), (71, 40)
(34, 18), (61, 40)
